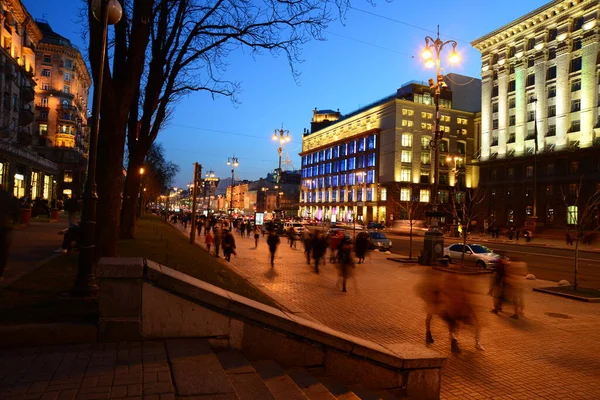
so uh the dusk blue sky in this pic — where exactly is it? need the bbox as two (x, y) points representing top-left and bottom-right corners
(24, 0), (549, 188)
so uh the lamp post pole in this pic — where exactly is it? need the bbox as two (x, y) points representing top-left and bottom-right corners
(272, 126), (291, 216)
(226, 156), (239, 214)
(72, 0), (122, 297)
(419, 26), (460, 265)
(533, 98), (538, 220)
(190, 162), (201, 243)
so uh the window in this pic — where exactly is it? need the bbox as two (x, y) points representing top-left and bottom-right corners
(492, 85), (499, 97)
(567, 206), (578, 225)
(526, 165), (534, 178)
(39, 124), (48, 136)
(457, 118), (468, 125)
(63, 170), (73, 183)
(439, 140), (448, 152)
(420, 171), (429, 184)
(357, 138), (366, 152)
(400, 188), (411, 201)
(547, 125), (556, 137)
(508, 80), (515, 92)
(348, 157), (355, 170)
(421, 122), (432, 131)
(571, 99), (581, 112)
(41, 97), (48, 106)
(569, 161), (579, 175)
(41, 83), (49, 90)
(492, 103), (498, 113)
(570, 57), (582, 73)
(332, 146), (339, 158)
(348, 141), (355, 154)
(491, 169), (497, 180)
(64, 72), (70, 82)
(571, 78), (581, 92)
(43, 55), (51, 64)
(421, 152), (431, 165)
(509, 115), (516, 126)
(401, 150), (412, 163)
(528, 111), (535, 122)
(402, 109), (414, 116)
(507, 168), (515, 178)
(527, 58), (535, 68)
(548, 28), (557, 41)
(548, 86), (556, 98)
(572, 16), (584, 31)
(548, 105), (556, 117)
(325, 148), (331, 160)
(63, 85), (70, 94)
(572, 38), (582, 51)
(509, 98), (516, 109)
(42, 69), (51, 77)
(569, 120), (580, 132)
(401, 134), (413, 147)
(421, 112), (433, 119)
(367, 154), (375, 167)
(419, 189), (430, 203)
(367, 135), (376, 150)
(64, 59), (73, 69)
(421, 136), (431, 150)
(339, 144), (347, 156)
(380, 188), (387, 201)
(400, 168), (411, 182)
(457, 142), (466, 155)
(527, 38), (535, 50)
(401, 120), (413, 128)
(493, 119), (499, 129)
(546, 66), (556, 80)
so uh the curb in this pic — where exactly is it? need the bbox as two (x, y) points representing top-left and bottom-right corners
(433, 266), (494, 275)
(386, 257), (420, 264)
(532, 287), (600, 303)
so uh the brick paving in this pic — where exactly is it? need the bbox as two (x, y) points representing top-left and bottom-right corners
(180, 223), (600, 400)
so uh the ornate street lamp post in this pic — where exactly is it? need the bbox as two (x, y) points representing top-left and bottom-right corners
(272, 126), (291, 215)
(420, 26), (460, 265)
(73, 0), (122, 297)
(226, 156), (239, 213)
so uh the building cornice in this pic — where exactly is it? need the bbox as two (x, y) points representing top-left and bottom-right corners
(2, 0), (42, 43)
(299, 128), (381, 156)
(471, 0), (589, 51)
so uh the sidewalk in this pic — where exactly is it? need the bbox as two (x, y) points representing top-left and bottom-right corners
(173, 221), (600, 400)
(1, 215), (68, 287)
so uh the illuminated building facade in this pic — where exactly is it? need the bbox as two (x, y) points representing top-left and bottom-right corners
(472, 0), (599, 228)
(33, 20), (91, 199)
(0, 0), (57, 200)
(299, 75), (481, 225)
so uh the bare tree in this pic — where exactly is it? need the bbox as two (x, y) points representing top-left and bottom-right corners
(449, 187), (486, 266)
(142, 142), (180, 204)
(86, 0), (386, 252)
(560, 178), (600, 291)
(390, 183), (424, 260)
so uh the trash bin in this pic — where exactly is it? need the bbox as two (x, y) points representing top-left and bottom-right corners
(19, 208), (32, 225)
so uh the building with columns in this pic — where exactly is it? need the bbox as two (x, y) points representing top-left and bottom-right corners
(299, 75), (481, 226)
(472, 0), (599, 229)
(0, 0), (57, 200)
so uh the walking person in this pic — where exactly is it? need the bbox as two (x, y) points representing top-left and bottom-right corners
(205, 229), (214, 255)
(266, 230), (280, 267)
(213, 226), (222, 258)
(246, 223), (252, 238)
(311, 231), (327, 274)
(354, 231), (369, 264)
(222, 229), (237, 262)
(302, 230), (313, 265)
(65, 195), (80, 226)
(253, 226), (260, 248)
(337, 237), (355, 292)
(287, 227), (296, 249)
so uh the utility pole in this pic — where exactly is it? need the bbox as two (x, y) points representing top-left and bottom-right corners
(190, 162), (201, 244)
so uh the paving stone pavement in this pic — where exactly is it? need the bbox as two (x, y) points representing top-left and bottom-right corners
(178, 224), (600, 400)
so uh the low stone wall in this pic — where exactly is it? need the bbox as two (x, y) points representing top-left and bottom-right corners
(97, 257), (446, 399)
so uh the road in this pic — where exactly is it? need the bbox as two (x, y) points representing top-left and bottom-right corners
(385, 232), (600, 289)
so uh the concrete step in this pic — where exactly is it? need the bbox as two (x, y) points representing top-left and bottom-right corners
(252, 359), (310, 400)
(216, 349), (276, 400)
(315, 376), (361, 400)
(346, 384), (398, 400)
(166, 338), (237, 398)
(286, 367), (337, 400)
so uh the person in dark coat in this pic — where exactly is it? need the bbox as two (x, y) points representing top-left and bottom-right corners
(311, 232), (327, 274)
(266, 230), (280, 267)
(337, 237), (355, 292)
(354, 232), (370, 264)
(213, 226), (222, 257)
(222, 229), (236, 261)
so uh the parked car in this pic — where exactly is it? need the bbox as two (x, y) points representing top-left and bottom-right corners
(367, 221), (385, 230)
(365, 231), (392, 251)
(283, 221), (306, 237)
(443, 243), (503, 269)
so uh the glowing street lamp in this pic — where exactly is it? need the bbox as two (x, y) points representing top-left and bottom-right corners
(272, 126), (291, 214)
(226, 156), (239, 213)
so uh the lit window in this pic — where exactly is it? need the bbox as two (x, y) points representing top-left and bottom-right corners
(41, 83), (49, 90)
(401, 134), (412, 147)
(64, 85), (70, 94)
(401, 150), (412, 163)
(64, 72), (70, 82)
(380, 188), (387, 201)
(402, 120), (413, 127)
(63, 170), (73, 183)
(402, 109), (414, 116)
(421, 136), (431, 149)
(39, 124), (47, 136)
(419, 189), (430, 203)
(400, 168), (411, 182)
(400, 188), (411, 201)
(567, 205), (578, 225)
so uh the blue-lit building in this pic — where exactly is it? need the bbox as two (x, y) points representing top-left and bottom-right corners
(299, 74), (481, 226)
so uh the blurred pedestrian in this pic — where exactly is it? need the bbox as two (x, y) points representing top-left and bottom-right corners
(336, 237), (355, 292)
(287, 227), (296, 249)
(253, 226), (260, 248)
(222, 229), (236, 262)
(311, 231), (327, 274)
(491, 258), (526, 319)
(302, 230), (313, 264)
(213, 226), (222, 258)
(205, 229), (214, 255)
(65, 195), (80, 226)
(354, 231), (369, 264)
(246, 223), (252, 238)
(329, 231), (343, 263)
(0, 185), (13, 281)
(267, 230), (280, 267)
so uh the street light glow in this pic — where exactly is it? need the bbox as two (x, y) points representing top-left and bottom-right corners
(421, 47), (432, 60)
(449, 50), (460, 63)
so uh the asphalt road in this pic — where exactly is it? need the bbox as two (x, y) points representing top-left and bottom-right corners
(385, 232), (600, 289)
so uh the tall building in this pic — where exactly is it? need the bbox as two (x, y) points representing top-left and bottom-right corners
(33, 20), (91, 199)
(299, 75), (481, 226)
(0, 0), (57, 199)
(472, 0), (599, 229)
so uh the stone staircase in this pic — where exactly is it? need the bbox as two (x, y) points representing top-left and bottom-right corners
(168, 338), (398, 399)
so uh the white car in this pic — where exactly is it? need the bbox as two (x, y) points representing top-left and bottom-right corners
(283, 222), (305, 237)
(443, 243), (503, 269)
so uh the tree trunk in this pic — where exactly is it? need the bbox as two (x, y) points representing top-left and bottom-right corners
(95, 114), (127, 257)
(119, 154), (145, 239)
(409, 225), (413, 259)
(574, 235), (580, 291)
